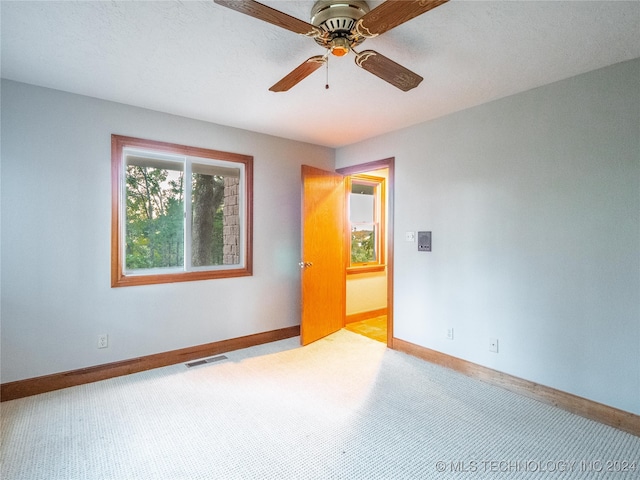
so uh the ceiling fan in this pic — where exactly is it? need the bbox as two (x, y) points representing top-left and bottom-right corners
(214, 0), (449, 92)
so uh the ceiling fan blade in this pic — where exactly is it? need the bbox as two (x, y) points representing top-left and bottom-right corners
(214, 0), (323, 38)
(269, 55), (327, 92)
(354, 50), (423, 92)
(354, 0), (449, 37)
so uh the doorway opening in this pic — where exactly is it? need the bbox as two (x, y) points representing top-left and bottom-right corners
(337, 158), (394, 347)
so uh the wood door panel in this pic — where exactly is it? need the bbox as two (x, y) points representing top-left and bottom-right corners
(301, 165), (345, 345)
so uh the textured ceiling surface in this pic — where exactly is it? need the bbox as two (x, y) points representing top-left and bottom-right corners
(2, 1), (639, 147)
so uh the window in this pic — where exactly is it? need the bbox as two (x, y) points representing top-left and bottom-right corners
(347, 174), (385, 271)
(111, 135), (252, 287)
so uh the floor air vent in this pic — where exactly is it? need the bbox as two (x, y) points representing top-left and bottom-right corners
(186, 355), (228, 368)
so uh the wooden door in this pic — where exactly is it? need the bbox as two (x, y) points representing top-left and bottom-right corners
(300, 165), (345, 345)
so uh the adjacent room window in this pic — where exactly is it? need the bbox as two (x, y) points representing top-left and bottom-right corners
(348, 174), (385, 270)
(111, 135), (253, 287)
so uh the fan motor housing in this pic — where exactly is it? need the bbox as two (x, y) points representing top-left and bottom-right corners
(310, 0), (370, 51)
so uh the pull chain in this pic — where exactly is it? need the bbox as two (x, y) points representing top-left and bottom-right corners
(325, 54), (330, 90)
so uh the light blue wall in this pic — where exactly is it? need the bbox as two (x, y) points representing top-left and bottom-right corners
(336, 59), (640, 414)
(0, 80), (334, 383)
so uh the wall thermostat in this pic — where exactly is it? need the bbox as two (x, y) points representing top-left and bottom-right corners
(418, 231), (431, 252)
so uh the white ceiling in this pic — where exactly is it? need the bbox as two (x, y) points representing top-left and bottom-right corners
(2, 1), (639, 148)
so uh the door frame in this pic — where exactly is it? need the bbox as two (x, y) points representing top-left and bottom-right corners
(337, 158), (394, 348)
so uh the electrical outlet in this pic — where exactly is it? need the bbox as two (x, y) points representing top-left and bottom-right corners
(97, 334), (108, 349)
(489, 338), (499, 353)
(446, 328), (454, 340)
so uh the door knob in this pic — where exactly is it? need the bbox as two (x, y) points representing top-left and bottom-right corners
(298, 261), (313, 269)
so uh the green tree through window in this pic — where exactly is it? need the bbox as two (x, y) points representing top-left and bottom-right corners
(125, 165), (185, 269)
(191, 172), (225, 267)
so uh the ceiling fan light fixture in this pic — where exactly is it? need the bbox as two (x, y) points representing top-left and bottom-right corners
(330, 37), (350, 56)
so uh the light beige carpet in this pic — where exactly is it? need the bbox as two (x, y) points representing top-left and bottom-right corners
(2, 330), (638, 479)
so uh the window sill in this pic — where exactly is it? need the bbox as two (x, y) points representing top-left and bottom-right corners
(347, 264), (386, 275)
(112, 268), (252, 287)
